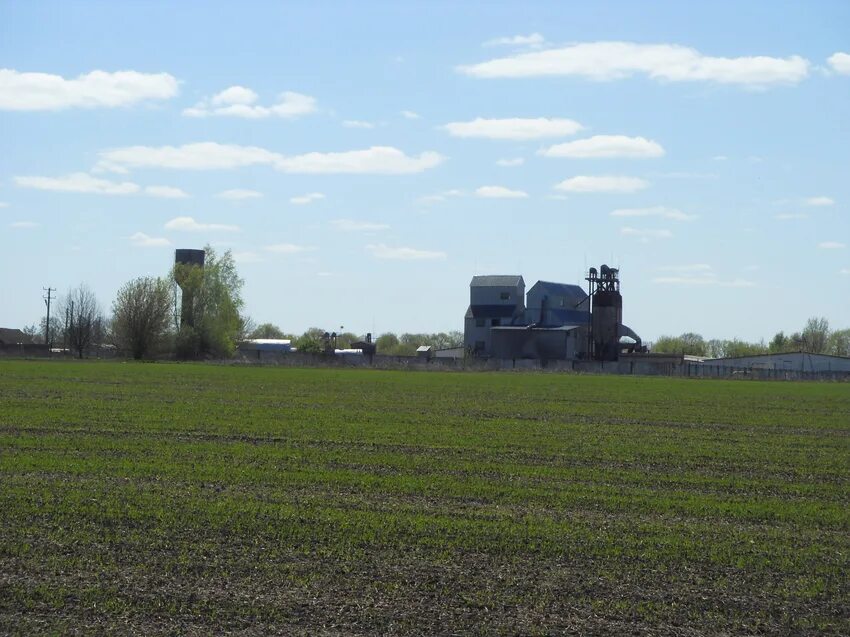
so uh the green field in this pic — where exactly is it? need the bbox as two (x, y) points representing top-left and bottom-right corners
(1, 361), (848, 635)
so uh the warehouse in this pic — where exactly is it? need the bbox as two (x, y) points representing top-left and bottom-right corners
(704, 352), (850, 373)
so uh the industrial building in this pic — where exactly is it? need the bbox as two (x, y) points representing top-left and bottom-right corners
(464, 266), (642, 361)
(702, 352), (850, 373)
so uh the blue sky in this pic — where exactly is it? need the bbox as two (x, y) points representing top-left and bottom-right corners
(1, 1), (848, 342)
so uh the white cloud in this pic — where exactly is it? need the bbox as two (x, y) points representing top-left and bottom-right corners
(290, 192), (325, 205)
(555, 175), (648, 193)
(401, 110), (420, 119)
(776, 213), (808, 220)
(264, 243), (316, 254)
(0, 69), (178, 110)
(652, 276), (755, 287)
(9, 221), (39, 229)
(15, 172), (140, 195)
(657, 264), (713, 273)
(217, 189), (262, 200)
(276, 146), (444, 174)
(183, 87), (316, 119)
(211, 86), (258, 106)
(827, 52), (850, 75)
(620, 226), (673, 240)
(712, 155), (728, 161)
(484, 33), (545, 48)
(97, 143), (282, 171)
(233, 251), (264, 263)
(818, 241), (845, 249)
(496, 157), (525, 167)
(475, 185), (528, 199)
(0, 202), (8, 207)
(840, 268), (850, 276)
(145, 185), (189, 198)
(331, 219), (390, 232)
(443, 117), (583, 140)
(343, 119), (375, 129)
(805, 196), (834, 206)
(458, 42), (810, 87)
(417, 189), (465, 204)
(130, 232), (170, 248)
(164, 216), (240, 232)
(97, 143), (444, 175)
(540, 135), (665, 159)
(366, 243), (446, 260)
(610, 206), (695, 221)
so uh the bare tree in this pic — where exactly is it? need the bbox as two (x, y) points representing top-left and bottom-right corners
(112, 277), (173, 359)
(60, 284), (104, 359)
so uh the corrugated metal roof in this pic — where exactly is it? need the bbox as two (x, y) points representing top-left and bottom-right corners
(528, 280), (587, 300)
(470, 275), (524, 287)
(466, 304), (522, 319)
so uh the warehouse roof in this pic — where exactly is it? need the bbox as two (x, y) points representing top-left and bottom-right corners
(528, 280), (588, 301)
(470, 275), (524, 287)
(465, 304), (523, 319)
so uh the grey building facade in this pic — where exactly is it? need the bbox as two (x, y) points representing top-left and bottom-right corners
(464, 275), (526, 355)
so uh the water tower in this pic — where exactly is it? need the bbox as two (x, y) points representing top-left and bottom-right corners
(174, 249), (205, 327)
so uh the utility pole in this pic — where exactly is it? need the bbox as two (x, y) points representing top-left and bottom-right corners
(43, 287), (55, 348)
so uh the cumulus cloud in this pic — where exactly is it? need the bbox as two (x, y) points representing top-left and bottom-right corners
(366, 243), (446, 260)
(145, 185), (189, 198)
(818, 241), (845, 249)
(164, 216), (240, 232)
(443, 117), (583, 140)
(343, 119), (375, 129)
(9, 221), (40, 229)
(496, 157), (525, 167)
(827, 52), (850, 75)
(555, 175), (648, 193)
(620, 226), (673, 241)
(457, 42), (809, 87)
(217, 189), (262, 200)
(483, 33), (545, 48)
(97, 143), (281, 172)
(275, 146), (444, 174)
(183, 86), (316, 119)
(331, 219), (390, 232)
(401, 110), (421, 119)
(805, 196), (834, 206)
(96, 142), (443, 175)
(0, 69), (178, 110)
(290, 192), (325, 205)
(15, 173), (140, 195)
(417, 189), (465, 204)
(130, 232), (170, 248)
(652, 276), (755, 287)
(610, 206), (694, 221)
(540, 135), (665, 159)
(264, 243), (316, 254)
(475, 185), (528, 198)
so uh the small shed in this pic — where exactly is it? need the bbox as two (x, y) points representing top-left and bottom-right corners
(416, 345), (433, 360)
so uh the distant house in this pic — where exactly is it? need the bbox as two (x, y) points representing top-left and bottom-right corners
(703, 352), (850, 373)
(0, 328), (33, 346)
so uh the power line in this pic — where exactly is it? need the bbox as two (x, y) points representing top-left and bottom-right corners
(43, 287), (55, 348)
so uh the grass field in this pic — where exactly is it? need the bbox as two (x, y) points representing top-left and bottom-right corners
(1, 360), (848, 635)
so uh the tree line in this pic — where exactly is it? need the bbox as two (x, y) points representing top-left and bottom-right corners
(652, 317), (850, 358)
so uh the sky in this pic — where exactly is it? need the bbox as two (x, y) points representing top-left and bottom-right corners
(1, 0), (848, 342)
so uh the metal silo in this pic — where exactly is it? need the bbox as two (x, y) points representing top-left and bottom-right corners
(587, 265), (623, 361)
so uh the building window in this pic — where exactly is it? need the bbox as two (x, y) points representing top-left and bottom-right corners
(491, 319), (501, 327)
(476, 319), (485, 327)
(500, 292), (510, 300)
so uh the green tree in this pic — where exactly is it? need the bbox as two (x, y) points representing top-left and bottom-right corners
(295, 327), (326, 353)
(801, 317), (830, 354)
(112, 277), (173, 359)
(652, 333), (706, 356)
(827, 328), (850, 357)
(250, 323), (286, 339)
(59, 283), (104, 359)
(769, 331), (789, 353)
